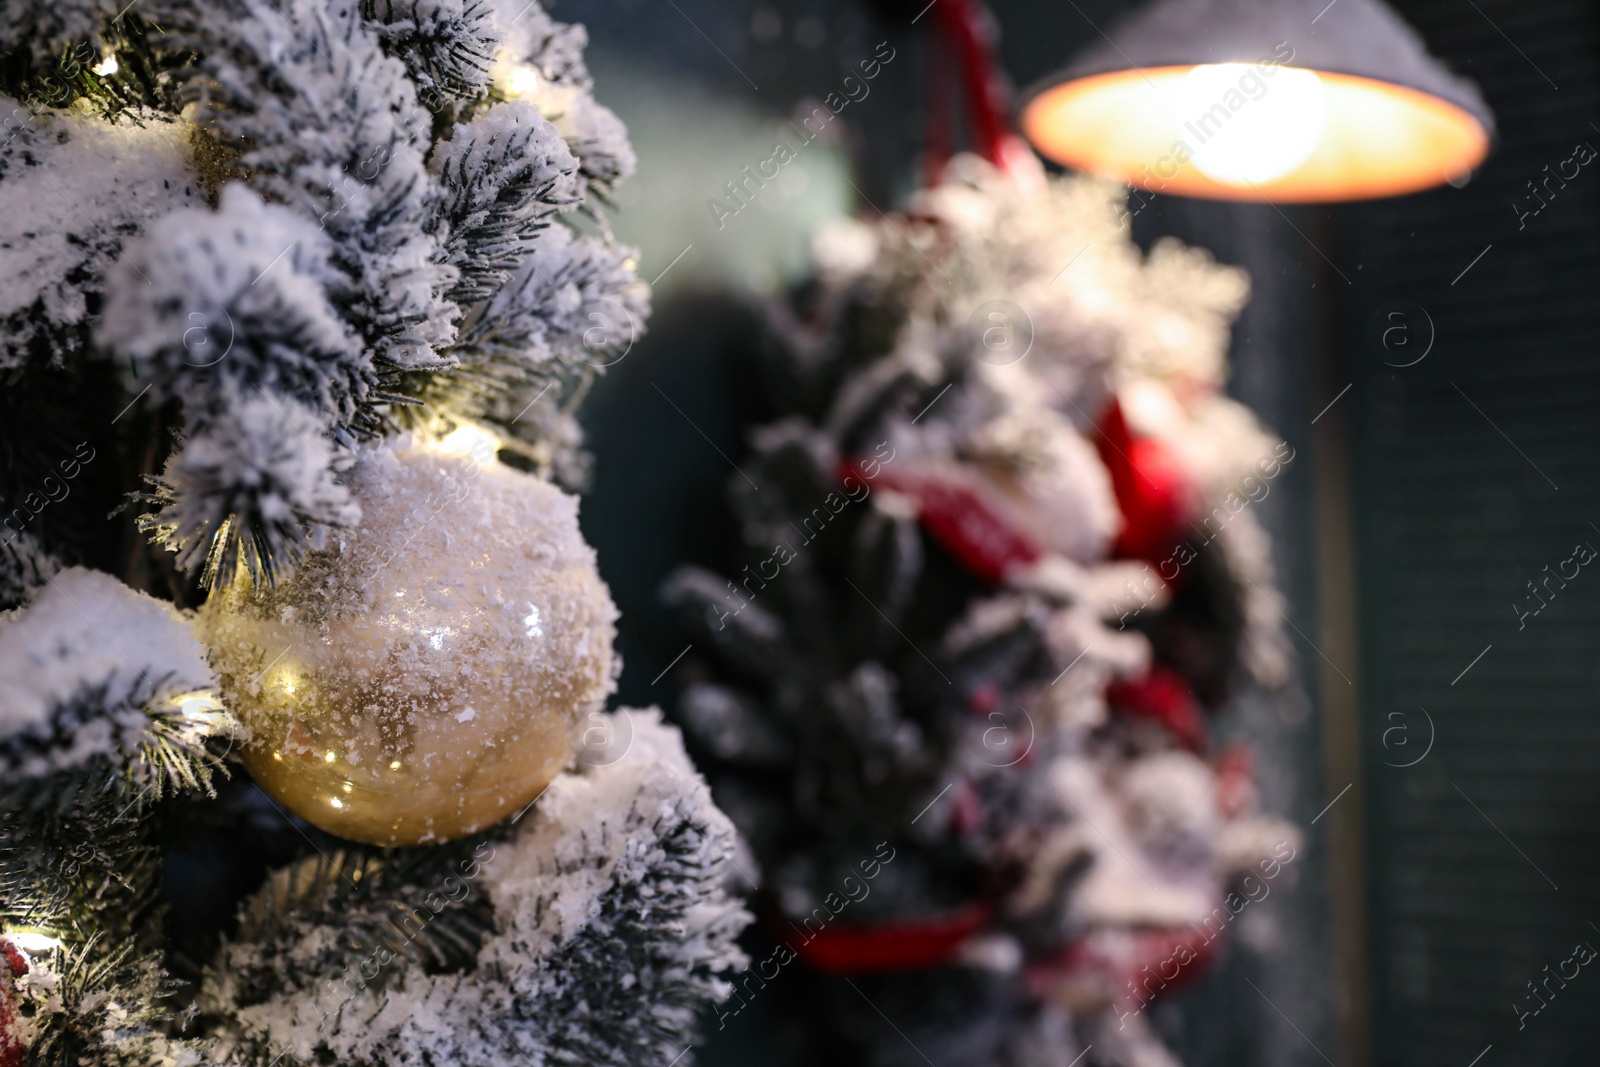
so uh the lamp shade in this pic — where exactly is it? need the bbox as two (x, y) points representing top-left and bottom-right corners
(1018, 0), (1494, 202)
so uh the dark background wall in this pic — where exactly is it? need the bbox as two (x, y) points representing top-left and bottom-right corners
(553, 0), (1600, 1063)
(1341, 2), (1600, 1065)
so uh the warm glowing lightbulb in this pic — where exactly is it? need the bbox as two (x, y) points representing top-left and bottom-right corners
(505, 65), (540, 98)
(7, 930), (62, 953)
(169, 690), (224, 719)
(437, 420), (502, 458)
(1172, 63), (1325, 185)
(92, 54), (119, 77)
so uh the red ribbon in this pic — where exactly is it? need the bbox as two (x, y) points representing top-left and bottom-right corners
(775, 900), (995, 975)
(928, 0), (1036, 181)
(1106, 666), (1208, 752)
(838, 458), (1043, 583)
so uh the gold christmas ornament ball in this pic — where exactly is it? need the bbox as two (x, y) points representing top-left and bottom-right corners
(201, 431), (619, 846)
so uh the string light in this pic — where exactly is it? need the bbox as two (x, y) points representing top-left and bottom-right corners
(436, 420), (503, 457)
(168, 690), (225, 719)
(505, 65), (540, 99)
(6, 929), (63, 953)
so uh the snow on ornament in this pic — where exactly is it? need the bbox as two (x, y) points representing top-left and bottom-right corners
(200, 430), (619, 846)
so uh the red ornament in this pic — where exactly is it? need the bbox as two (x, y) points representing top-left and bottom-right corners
(1094, 399), (1193, 566)
(0, 937), (30, 1067)
(1106, 666), (1208, 752)
(0, 943), (24, 984)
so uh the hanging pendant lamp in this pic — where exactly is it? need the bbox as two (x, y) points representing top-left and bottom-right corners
(1018, 0), (1494, 202)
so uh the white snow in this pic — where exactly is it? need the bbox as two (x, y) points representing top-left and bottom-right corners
(0, 100), (200, 366)
(0, 0), (119, 61)
(98, 184), (359, 380)
(0, 567), (215, 775)
(210, 709), (751, 1065)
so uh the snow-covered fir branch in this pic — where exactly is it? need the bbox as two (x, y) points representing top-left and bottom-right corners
(0, 0), (652, 584)
(0, 0), (118, 63)
(204, 711), (750, 1067)
(0, 567), (232, 803)
(0, 528), (56, 612)
(155, 0), (456, 371)
(134, 385), (363, 588)
(362, 0), (501, 109)
(455, 226), (647, 393)
(0, 2), (731, 1061)
(6, 937), (205, 1067)
(432, 99), (580, 305)
(0, 571), (238, 1067)
(483, 0), (634, 203)
(0, 99), (199, 370)
(100, 186), (370, 430)
(98, 186), (372, 585)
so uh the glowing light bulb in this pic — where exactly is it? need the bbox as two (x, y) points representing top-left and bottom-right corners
(330, 796), (344, 808)
(324, 751), (337, 763)
(92, 55), (118, 77)
(1172, 64), (1325, 186)
(437, 421), (502, 458)
(506, 65), (540, 98)
(169, 690), (223, 719)
(7, 930), (62, 953)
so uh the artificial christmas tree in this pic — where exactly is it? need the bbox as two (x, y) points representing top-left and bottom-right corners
(0, 2), (748, 1064)
(665, 153), (1299, 1066)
